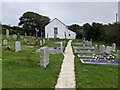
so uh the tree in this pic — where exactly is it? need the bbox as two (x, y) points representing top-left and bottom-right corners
(68, 24), (83, 39)
(18, 11), (50, 37)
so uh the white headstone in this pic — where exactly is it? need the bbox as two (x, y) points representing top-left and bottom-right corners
(43, 39), (45, 44)
(95, 45), (98, 52)
(25, 32), (27, 36)
(106, 46), (112, 54)
(15, 41), (21, 52)
(40, 39), (42, 46)
(3, 39), (8, 45)
(112, 43), (116, 51)
(99, 45), (105, 53)
(13, 34), (17, 40)
(116, 50), (120, 61)
(6, 29), (9, 38)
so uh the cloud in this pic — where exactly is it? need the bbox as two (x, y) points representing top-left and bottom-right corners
(1, 2), (118, 26)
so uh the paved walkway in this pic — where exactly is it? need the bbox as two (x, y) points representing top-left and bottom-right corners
(55, 40), (76, 88)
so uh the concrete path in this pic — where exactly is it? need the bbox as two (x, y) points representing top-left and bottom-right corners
(55, 40), (76, 88)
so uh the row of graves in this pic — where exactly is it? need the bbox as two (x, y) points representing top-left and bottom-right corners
(72, 38), (120, 65)
(3, 29), (66, 68)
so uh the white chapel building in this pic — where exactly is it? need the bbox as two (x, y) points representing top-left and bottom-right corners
(45, 18), (76, 39)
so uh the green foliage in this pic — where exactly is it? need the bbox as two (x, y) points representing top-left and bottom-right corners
(2, 36), (66, 88)
(18, 11), (50, 37)
(75, 56), (118, 88)
(68, 24), (83, 39)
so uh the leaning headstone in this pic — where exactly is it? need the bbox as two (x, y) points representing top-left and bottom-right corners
(6, 29), (9, 38)
(39, 46), (49, 68)
(15, 41), (21, 52)
(3, 39), (8, 45)
(116, 50), (120, 61)
(106, 46), (113, 54)
(99, 45), (105, 53)
(112, 43), (116, 51)
(13, 34), (17, 40)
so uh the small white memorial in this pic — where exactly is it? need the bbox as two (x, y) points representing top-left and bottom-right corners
(3, 39), (8, 45)
(13, 34), (17, 40)
(15, 41), (21, 52)
(6, 29), (9, 38)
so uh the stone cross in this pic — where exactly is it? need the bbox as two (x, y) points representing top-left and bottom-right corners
(15, 41), (21, 52)
(13, 34), (17, 40)
(6, 29), (9, 38)
(39, 46), (49, 68)
(3, 39), (8, 45)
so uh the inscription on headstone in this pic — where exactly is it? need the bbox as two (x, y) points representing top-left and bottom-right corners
(39, 46), (49, 68)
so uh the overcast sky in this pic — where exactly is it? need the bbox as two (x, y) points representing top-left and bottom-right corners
(1, 1), (119, 26)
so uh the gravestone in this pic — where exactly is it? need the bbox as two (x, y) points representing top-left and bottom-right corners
(13, 34), (17, 40)
(43, 39), (45, 44)
(24, 32), (27, 36)
(17, 33), (20, 39)
(99, 45), (105, 53)
(106, 46), (112, 54)
(89, 39), (92, 47)
(3, 39), (8, 45)
(23, 38), (27, 43)
(30, 33), (31, 36)
(47, 33), (49, 41)
(6, 29), (9, 38)
(39, 46), (49, 68)
(116, 50), (120, 61)
(95, 45), (98, 52)
(60, 42), (63, 53)
(40, 39), (42, 46)
(15, 41), (21, 52)
(112, 43), (116, 51)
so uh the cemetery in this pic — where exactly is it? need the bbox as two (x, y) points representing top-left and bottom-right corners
(2, 30), (68, 88)
(1, 30), (119, 88)
(72, 39), (119, 88)
(1, 10), (119, 88)
(72, 38), (120, 66)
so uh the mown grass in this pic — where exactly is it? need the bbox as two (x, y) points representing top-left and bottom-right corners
(72, 39), (119, 88)
(2, 35), (67, 88)
(75, 56), (118, 88)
